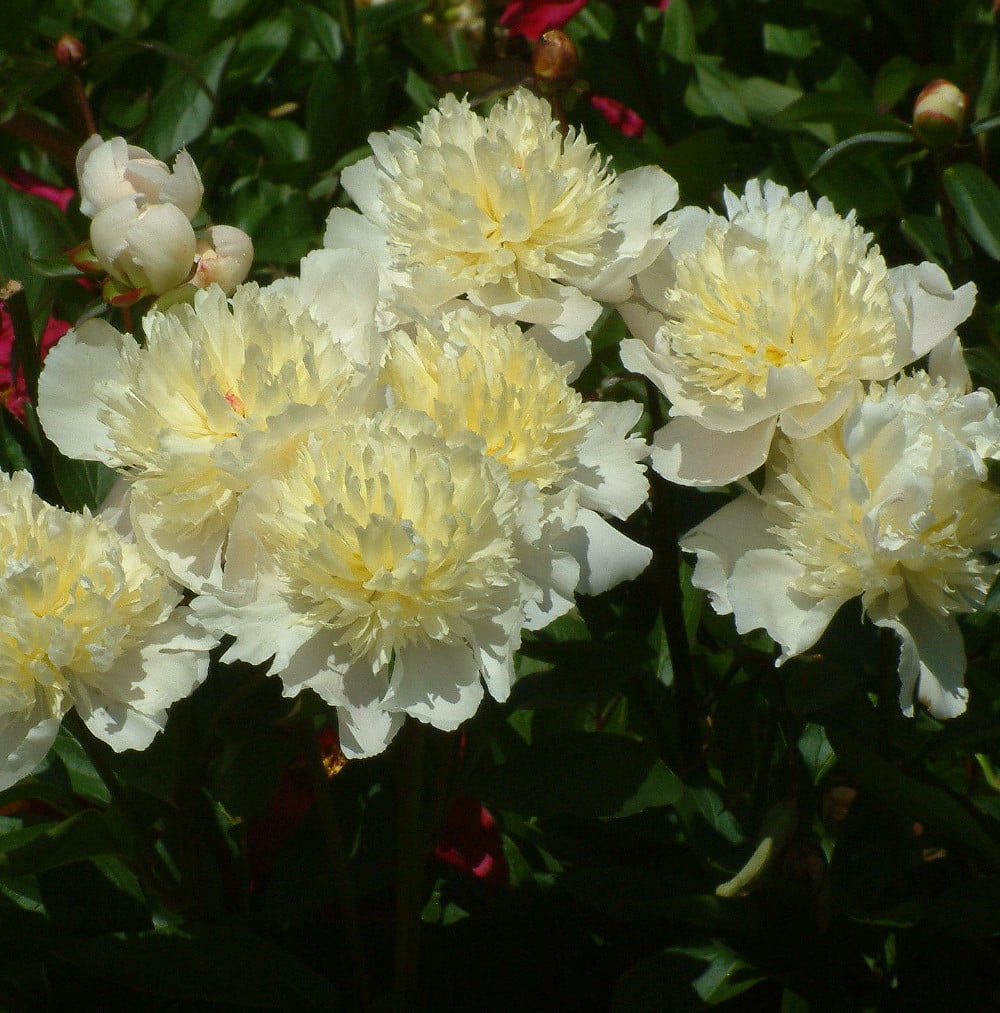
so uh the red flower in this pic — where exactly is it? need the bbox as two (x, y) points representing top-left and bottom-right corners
(0, 308), (69, 420)
(500, 0), (588, 40)
(1, 168), (75, 212)
(434, 794), (509, 886)
(501, 0), (669, 39)
(589, 94), (646, 138)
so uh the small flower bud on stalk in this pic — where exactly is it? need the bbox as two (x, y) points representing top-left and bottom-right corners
(913, 79), (968, 148)
(54, 34), (85, 68)
(192, 225), (254, 295)
(533, 30), (579, 87)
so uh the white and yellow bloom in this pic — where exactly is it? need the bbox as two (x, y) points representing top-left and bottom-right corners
(383, 306), (652, 596)
(0, 470), (213, 789)
(621, 180), (977, 486)
(325, 88), (678, 373)
(194, 409), (536, 757)
(682, 373), (1000, 718)
(38, 249), (384, 590)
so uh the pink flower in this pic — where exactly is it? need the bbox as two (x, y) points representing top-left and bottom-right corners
(501, 0), (669, 38)
(0, 308), (69, 419)
(500, 0), (588, 39)
(589, 94), (646, 138)
(1, 168), (75, 212)
(434, 794), (509, 886)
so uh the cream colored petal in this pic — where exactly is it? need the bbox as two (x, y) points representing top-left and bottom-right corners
(37, 318), (135, 464)
(650, 416), (776, 487)
(568, 508), (652, 596)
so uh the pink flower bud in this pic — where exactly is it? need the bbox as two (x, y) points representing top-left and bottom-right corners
(913, 79), (968, 148)
(54, 34), (85, 67)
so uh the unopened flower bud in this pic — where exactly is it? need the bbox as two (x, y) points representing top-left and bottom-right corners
(76, 135), (204, 220)
(91, 199), (197, 296)
(533, 30), (578, 85)
(913, 79), (968, 148)
(192, 225), (254, 295)
(54, 34), (85, 67)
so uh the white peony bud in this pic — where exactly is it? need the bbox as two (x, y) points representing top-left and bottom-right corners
(192, 225), (254, 294)
(90, 198), (197, 295)
(76, 135), (204, 220)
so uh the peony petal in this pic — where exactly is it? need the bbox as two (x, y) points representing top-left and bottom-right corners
(383, 641), (484, 732)
(728, 549), (847, 661)
(567, 400), (648, 519)
(927, 332), (972, 392)
(0, 713), (61, 792)
(37, 318), (134, 463)
(778, 382), (859, 440)
(567, 507), (652, 595)
(681, 493), (778, 616)
(887, 262), (976, 367)
(872, 604), (968, 719)
(337, 703), (404, 759)
(650, 416), (775, 487)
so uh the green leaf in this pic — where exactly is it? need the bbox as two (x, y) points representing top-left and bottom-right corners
(0, 810), (119, 876)
(613, 944), (764, 1011)
(140, 37), (236, 153)
(797, 724), (836, 785)
(470, 733), (684, 819)
(660, 0), (696, 62)
(762, 23), (819, 59)
(826, 725), (1000, 866)
(942, 162), (1000, 260)
(51, 455), (118, 512)
(0, 180), (69, 320)
(900, 213), (970, 266)
(809, 129), (912, 177)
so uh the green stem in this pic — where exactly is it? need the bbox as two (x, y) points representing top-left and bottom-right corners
(63, 711), (178, 906)
(339, 0), (357, 50)
(644, 379), (701, 772)
(394, 718), (427, 1002)
(299, 719), (372, 1010)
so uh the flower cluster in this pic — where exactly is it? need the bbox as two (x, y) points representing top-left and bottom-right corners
(34, 89), (658, 764)
(75, 136), (254, 303)
(11, 80), (992, 795)
(621, 179), (987, 715)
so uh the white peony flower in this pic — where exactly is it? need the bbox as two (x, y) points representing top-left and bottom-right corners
(0, 470), (213, 789)
(382, 306), (652, 595)
(621, 180), (977, 487)
(681, 372), (1000, 719)
(194, 409), (545, 757)
(76, 135), (204, 221)
(37, 249), (384, 590)
(325, 88), (678, 373)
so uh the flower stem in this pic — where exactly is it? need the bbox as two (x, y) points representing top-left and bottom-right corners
(644, 379), (701, 772)
(298, 718), (372, 1011)
(394, 717), (427, 1002)
(339, 0), (357, 49)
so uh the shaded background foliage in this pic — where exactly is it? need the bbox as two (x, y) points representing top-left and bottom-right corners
(2, 0), (1000, 1009)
